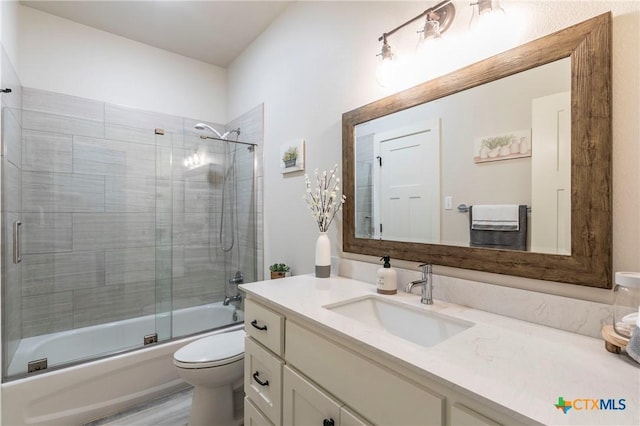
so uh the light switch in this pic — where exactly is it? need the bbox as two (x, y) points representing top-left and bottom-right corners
(445, 196), (453, 210)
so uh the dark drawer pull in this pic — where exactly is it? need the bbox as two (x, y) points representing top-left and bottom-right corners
(251, 319), (268, 331)
(252, 371), (269, 387)
(323, 419), (335, 426)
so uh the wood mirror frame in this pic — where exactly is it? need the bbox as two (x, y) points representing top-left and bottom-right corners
(342, 13), (612, 288)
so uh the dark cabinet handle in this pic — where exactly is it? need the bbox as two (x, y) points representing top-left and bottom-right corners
(323, 419), (335, 426)
(251, 319), (268, 331)
(252, 371), (269, 387)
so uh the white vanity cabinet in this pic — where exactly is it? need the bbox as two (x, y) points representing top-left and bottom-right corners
(244, 297), (517, 426)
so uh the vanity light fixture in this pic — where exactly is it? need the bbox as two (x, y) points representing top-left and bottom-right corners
(469, 0), (506, 30)
(376, 0), (509, 86)
(376, 0), (455, 85)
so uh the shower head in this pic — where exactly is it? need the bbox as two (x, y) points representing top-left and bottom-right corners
(194, 123), (224, 139)
(194, 123), (241, 141)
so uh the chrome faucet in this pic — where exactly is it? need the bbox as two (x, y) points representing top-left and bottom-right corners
(223, 293), (242, 306)
(404, 264), (433, 305)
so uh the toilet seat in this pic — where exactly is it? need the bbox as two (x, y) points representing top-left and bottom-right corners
(174, 330), (245, 369)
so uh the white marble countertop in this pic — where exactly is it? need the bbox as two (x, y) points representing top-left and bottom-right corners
(240, 275), (640, 425)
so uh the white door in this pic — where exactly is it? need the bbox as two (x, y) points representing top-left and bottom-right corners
(531, 91), (571, 254)
(374, 119), (441, 243)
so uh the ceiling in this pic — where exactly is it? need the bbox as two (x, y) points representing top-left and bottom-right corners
(20, 1), (291, 68)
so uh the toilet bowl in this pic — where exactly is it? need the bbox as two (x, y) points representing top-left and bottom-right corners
(173, 330), (245, 426)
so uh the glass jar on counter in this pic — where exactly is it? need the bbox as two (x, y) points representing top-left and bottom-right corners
(613, 272), (640, 338)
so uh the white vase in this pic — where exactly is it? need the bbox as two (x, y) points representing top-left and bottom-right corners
(315, 232), (331, 278)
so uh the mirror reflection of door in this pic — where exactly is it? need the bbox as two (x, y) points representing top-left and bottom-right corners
(530, 92), (571, 254)
(373, 119), (441, 243)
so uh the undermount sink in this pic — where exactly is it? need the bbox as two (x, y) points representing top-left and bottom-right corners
(324, 296), (473, 348)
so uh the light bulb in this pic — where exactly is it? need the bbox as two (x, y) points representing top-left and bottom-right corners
(416, 19), (442, 56)
(469, 0), (506, 33)
(376, 37), (399, 87)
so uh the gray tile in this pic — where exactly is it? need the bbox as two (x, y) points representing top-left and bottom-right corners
(105, 104), (183, 135)
(73, 213), (155, 251)
(2, 213), (22, 364)
(105, 176), (155, 213)
(172, 271), (226, 310)
(180, 212), (213, 246)
(22, 291), (73, 338)
(1, 107), (22, 167)
(73, 280), (156, 328)
(23, 110), (104, 138)
(227, 103), (263, 145)
(154, 245), (172, 280)
(23, 87), (104, 122)
(23, 171), (105, 213)
(1, 159), (22, 213)
(184, 175), (222, 213)
(183, 245), (221, 275)
(105, 124), (156, 146)
(73, 136), (156, 178)
(22, 251), (105, 296)
(21, 213), (72, 254)
(105, 247), (155, 285)
(154, 245), (185, 280)
(22, 129), (73, 173)
(156, 145), (172, 180)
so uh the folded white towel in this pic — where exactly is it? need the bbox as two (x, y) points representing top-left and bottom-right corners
(471, 205), (520, 231)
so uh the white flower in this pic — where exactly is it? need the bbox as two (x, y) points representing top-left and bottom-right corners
(302, 164), (347, 232)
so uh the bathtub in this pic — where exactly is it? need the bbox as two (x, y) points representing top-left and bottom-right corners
(2, 302), (244, 426)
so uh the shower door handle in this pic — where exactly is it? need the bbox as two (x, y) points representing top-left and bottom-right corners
(13, 220), (21, 264)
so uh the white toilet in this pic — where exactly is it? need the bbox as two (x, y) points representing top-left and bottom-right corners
(173, 330), (245, 426)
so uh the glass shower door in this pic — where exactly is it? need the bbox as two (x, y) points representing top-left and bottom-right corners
(170, 130), (256, 338)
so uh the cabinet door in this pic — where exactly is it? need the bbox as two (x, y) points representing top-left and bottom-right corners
(245, 397), (274, 426)
(286, 321), (444, 425)
(341, 406), (371, 426)
(283, 366), (341, 426)
(450, 403), (502, 426)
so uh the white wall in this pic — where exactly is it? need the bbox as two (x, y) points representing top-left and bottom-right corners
(227, 0), (640, 301)
(1, 0), (18, 66)
(17, 5), (227, 123)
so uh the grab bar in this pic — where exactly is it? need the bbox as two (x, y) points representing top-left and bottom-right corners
(13, 220), (21, 264)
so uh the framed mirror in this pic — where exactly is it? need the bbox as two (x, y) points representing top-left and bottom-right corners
(342, 13), (612, 288)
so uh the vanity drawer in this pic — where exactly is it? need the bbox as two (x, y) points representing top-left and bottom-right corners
(245, 299), (284, 356)
(245, 337), (283, 425)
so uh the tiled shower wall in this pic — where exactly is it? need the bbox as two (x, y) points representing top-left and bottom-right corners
(6, 87), (262, 339)
(355, 134), (373, 238)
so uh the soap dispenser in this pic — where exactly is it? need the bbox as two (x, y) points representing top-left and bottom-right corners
(377, 255), (397, 295)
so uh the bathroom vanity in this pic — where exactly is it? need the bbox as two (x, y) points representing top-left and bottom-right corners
(240, 275), (638, 426)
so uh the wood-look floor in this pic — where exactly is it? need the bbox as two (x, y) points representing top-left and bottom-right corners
(85, 386), (244, 426)
(84, 387), (193, 426)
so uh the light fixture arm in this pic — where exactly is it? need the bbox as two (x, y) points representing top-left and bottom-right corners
(377, 0), (455, 42)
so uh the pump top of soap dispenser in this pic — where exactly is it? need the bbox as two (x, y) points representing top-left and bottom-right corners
(380, 255), (391, 268)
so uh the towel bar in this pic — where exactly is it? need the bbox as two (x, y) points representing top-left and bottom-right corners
(457, 204), (531, 213)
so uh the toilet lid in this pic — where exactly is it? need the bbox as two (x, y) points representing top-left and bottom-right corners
(174, 330), (244, 368)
